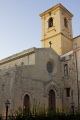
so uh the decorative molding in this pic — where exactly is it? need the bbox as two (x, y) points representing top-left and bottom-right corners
(0, 51), (35, 65)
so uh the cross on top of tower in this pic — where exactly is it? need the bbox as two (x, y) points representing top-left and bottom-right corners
(49, 41), (52, 48)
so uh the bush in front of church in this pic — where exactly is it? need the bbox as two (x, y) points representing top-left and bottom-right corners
(8, 107), (80, 120)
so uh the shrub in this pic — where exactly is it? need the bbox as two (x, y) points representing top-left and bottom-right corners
(8, 106), (80, 120)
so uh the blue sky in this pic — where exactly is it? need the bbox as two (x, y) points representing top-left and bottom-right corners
(0, 0), (80, 59)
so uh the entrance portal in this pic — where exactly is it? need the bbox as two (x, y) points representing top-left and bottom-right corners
(23, 94), (30, 109)
(49, 89), (56, 110)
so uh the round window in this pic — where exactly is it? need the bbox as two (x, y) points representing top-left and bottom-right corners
(47, 62), (53, 73)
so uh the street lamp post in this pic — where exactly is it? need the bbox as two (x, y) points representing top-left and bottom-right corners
(5, 100), (10, 120)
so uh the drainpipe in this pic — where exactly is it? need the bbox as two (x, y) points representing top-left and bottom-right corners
(75, 51), (79, 109)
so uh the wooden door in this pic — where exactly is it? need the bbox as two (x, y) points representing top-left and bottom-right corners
(23, 94), (30, 109)
(49, 89), (56, 110)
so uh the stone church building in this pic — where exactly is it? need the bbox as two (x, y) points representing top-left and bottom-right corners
(0, 3), (80, 115)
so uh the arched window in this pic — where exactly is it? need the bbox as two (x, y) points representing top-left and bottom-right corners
(64, 17), (68, 28)
(49, 89), (56, 111)
(23, 94), (30, 110)
(64, 64), (68, 76)
(48, 17), (53, 28)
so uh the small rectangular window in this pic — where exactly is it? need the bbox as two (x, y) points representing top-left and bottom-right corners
(74, 43), (77, 49)
(66, 88), (70, 97)
(64, 64), (68, 76)
(64, 17), (68, 28)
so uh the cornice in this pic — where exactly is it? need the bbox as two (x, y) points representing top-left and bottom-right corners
(40, 3), (73, 18)
(41, 32), (73, 41)
(73, 35), (80, 40)
(0, 48), (35, 65)
(61, 33), (73, 41)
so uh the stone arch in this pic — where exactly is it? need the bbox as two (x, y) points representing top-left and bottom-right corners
(46, 84), (60, 110)
(22, 92), (31, 109)
(23, 94), (30, 109)
(64, 17), (68, 28)
(47, 85), (59, 96)
(48, 17), (53, 28)
(49, 89), (56, 110)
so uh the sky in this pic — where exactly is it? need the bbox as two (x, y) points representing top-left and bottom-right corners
(0, 0), (80, 59)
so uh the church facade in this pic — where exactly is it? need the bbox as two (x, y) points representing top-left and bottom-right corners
(0, 3), (80, 115)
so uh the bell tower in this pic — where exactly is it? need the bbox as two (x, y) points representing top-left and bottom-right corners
(40, 3), (73, 55)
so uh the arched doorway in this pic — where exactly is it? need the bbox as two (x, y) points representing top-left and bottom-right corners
(23, 94), (30, 109)
(49, 89), (56, 110)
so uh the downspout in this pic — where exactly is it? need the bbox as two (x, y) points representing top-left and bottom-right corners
(75, 51), (79, 109)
